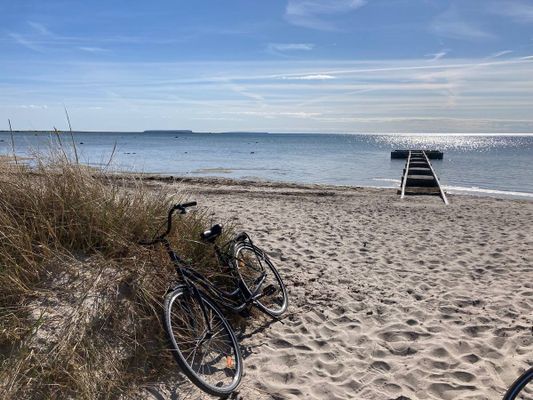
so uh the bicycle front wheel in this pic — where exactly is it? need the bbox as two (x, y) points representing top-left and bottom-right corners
(233, 241), (288, 317)
(163, 286), (243, 397)
(503, 367), (533, 400)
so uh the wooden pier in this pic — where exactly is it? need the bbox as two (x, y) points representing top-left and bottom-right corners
(393, 150), (448, 204)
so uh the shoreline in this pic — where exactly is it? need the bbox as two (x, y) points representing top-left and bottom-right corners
(118, 173), (533, 202)
(2, 132), (532, 200)
(2, 130), (533, 136)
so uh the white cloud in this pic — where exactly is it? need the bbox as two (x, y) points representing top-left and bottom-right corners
(8, 22), (65, 52)
(225, 110), (321, 119)
(285, 0), (367, 30)
(2, 57), (533, 133)
(6, 21), (161, 53)
(17, 104), (48, 109)
(431, 6), (494, 40)
(268, 43), (314, 52)
(490, 1), (533, 22)
(432, 20), (493, 40)
(228, 84), (264, 102)
(27, 21), (53, 36)
(426, 50), (449, 62)
(78, 46), (109, 53)
(282, 74), (336, 80)
(8, 33), (44, 52)
(489, 50), (513, 58)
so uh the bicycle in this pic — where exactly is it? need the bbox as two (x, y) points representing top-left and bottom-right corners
(140, 201), (288, 396)
(502, 367), (532, 400)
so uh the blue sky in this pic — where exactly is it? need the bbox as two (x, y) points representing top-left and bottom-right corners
(1, 0), (533, 133)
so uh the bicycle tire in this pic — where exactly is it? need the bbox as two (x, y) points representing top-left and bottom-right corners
(503, 367), (533, 400)
(163, 286), (243, 396)
(233, 241), (288, 317)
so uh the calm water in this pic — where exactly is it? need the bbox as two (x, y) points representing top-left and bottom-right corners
(2, 131), (532, 199)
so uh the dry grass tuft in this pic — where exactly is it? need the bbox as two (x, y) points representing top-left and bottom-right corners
(0, 149), (233, 399)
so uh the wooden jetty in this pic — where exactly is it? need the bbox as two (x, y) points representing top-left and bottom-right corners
(393, 150), (448, 204)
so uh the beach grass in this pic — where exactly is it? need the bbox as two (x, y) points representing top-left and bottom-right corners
(0, 148), (235, 399)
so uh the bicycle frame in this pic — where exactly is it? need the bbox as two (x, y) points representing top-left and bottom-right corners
(145, 203), (271, 315)
(161, 236), (268, 315)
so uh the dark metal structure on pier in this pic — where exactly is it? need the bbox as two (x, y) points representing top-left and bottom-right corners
(391, 149), (443, 159)
(391, 150), (448, 204)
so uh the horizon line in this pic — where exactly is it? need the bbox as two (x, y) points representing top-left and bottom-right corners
(1, 129), (533, 136)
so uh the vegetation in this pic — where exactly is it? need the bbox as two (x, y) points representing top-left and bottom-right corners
(0, 145), (231, 399)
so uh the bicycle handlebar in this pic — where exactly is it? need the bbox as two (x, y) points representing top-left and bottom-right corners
(178, 201), (197, 209)
(139, 201), (197, 245)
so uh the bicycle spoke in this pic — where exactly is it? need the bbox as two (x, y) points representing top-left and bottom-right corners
(153, 204), (244, 396)
(195, 347), (207, 375)
(187, 343), (200, 367)
(209, 326), (226, 341)
(234, 243), (288, 316)
(165, 288), (241, 394)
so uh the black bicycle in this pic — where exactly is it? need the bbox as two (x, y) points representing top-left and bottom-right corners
(503, 367), (532, 400)
(141, 201), (288, 396)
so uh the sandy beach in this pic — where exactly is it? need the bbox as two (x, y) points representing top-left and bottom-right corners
(3, 2), (533, 399)
(143, 177), (532, 400)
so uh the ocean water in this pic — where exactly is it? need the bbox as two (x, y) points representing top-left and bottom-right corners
(1, 131), (532, 199)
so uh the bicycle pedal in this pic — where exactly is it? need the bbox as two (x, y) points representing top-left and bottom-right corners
(262, 284), (277, 297)
(239, 308), (252, 318)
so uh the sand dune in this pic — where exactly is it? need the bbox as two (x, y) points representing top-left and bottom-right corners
(145, 178), (532, 400)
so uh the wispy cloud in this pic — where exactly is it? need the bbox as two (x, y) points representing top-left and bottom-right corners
(225, 110), (321, 119)
(431, 6), (494, 40)
(266, 42), (315, 57)
(8, 21), (68, 52)
(16, 104), (48, 109)
(489, 1), (533, 22)
(5, 21), (164, 52)
(227, 84), (265, 102)
(432, 20), (494, 40)
(8, 33), (44, 52)
(426, 50), (449, 62)
(489, 50), (513, 58)
(285, 0), (367, 30)
(2, 57), (532, 133)
(268, 43), (314, 52)
(282, 74), (335, 80)
(78, 46), (109, 53)
(27, 21), (53, 36)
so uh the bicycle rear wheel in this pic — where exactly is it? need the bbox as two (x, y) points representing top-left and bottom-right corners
(503, 367), (533, 400)
(163, 286), (243, 397)
(233, 241), (288, 317)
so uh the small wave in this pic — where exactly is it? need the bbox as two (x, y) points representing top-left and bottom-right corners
(373, 178), (401, 185)
(443, 185), (533, 199)
(191, 167), (233, 174)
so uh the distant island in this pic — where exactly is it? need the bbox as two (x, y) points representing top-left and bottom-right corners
(143, 130), (194, 134)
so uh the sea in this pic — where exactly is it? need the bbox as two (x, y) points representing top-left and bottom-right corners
(1, 131), (532, 199)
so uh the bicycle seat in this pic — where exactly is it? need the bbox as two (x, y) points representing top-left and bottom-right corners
(234, 232), (248, 242)
(201, 224), (223, 242)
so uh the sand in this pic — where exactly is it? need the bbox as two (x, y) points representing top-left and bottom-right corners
(144, 178), (532, 400)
